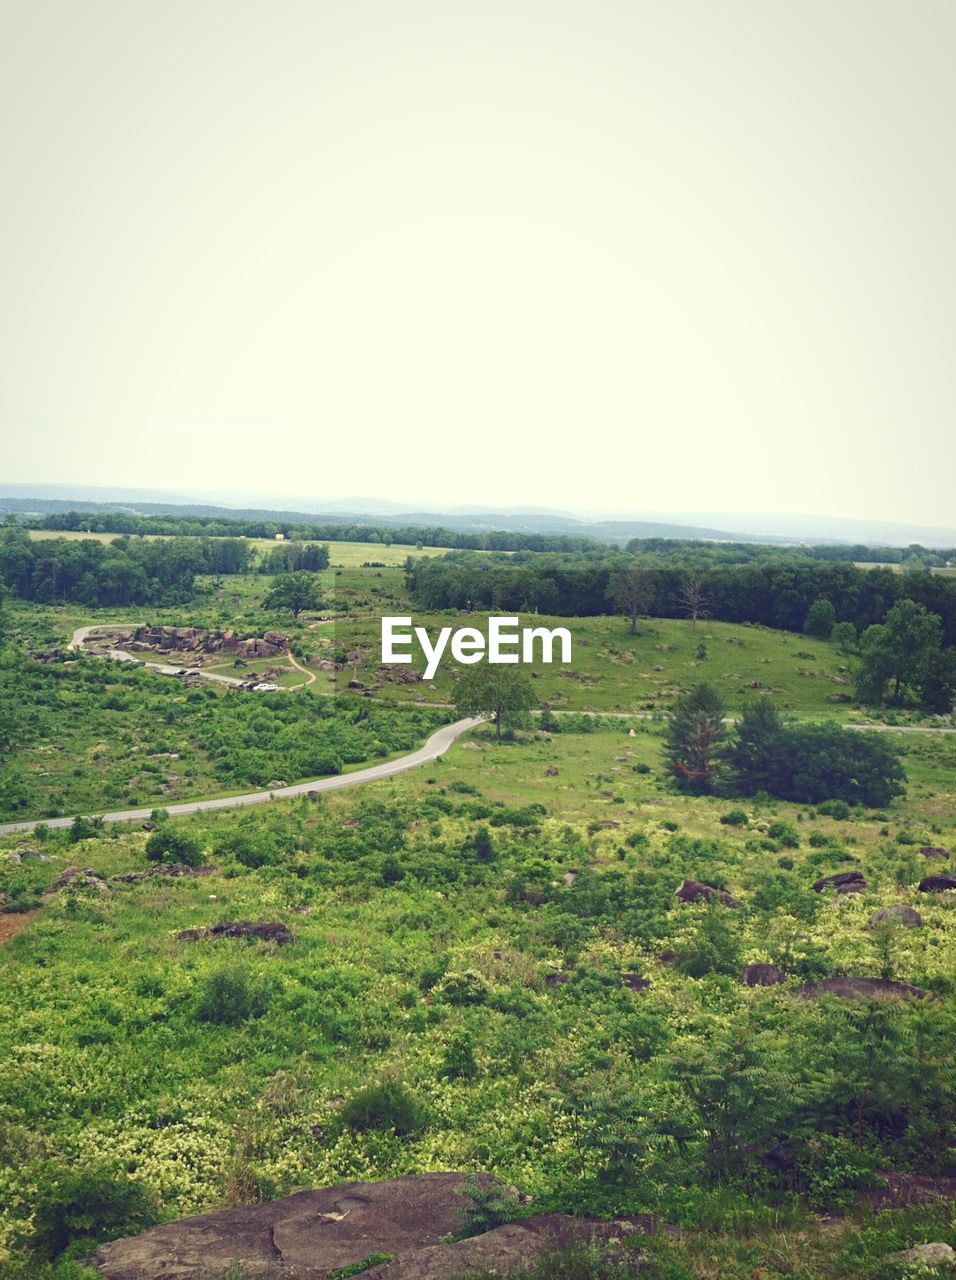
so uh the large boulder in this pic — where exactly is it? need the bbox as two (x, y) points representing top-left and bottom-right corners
(813, 870), (867, 894)
(94, 1173), (656, 1280)
(675, 879), (741, 908)
(741, 963), (786, 987)
(919, 875), (956, 893)
(920, 846), (949, 860)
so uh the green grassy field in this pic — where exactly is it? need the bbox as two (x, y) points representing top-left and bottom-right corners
(26, 529), (459, 569)
(330, 612), (868, 719)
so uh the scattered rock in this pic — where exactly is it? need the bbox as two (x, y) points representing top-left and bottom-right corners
(267, 779), (288, 790)
(6, 853), (21, 865)
(886, 1242), (955, 1266)
(622, 972), (651, 992)
(675, 879), (741, 908)
(919, 875), (956, 893)
(797, 977), (927, 1002)
(177, 922), (295, 945)
(44, 866), (110, 896)
(16, 847), (50, 862)
(112, 864), (214, 884)
(920, 846), (949, 860)
(545, 972), (570, 987)
(741, 963), (786, 987)
(869, 905), (923, 928)
(813, 870), (867, 895)
(545, 766), (559, 777)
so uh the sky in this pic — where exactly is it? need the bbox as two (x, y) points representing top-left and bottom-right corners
(1, 0), (954, 526)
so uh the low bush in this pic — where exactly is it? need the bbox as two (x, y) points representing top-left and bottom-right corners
(337, 1080), (426, 1135)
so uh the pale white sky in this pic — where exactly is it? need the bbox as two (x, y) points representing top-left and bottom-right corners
(1, 0), (954, 524)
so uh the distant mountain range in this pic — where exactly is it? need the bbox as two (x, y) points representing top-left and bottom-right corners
(1, 483), (954, 548)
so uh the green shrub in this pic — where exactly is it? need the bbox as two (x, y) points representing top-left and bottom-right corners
(31, 1162), (156, 1259)
(436, 970), (490, 1006)
(767, 820), (799, 848)
(816, 799), (851, 820)
(337, 1080), (426, 1135)
(455, 1174), (519, 1239)
(69, 816), (104, 843)
(720, 809), (749, 827)
(194, 965), (271, 1025)
(440, 1029), (478, 1080)
(145, 826), (204, 866)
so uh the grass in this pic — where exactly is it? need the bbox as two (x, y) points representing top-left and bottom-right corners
(329, 612), (869, 719)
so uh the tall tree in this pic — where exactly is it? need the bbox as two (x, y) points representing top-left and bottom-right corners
(726, 698), (788, 795)
(678, 570), (712, 630)
(262, 572), (324, 620)
(607, 561), (654, 634)
(664, 682), (727, 792)
(856, 598), (944, 705)
(452, 664), (535, 740)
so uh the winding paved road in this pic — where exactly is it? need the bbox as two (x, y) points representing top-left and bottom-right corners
(0, 717), (484, 836)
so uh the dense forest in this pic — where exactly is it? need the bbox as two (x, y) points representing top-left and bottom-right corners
(0, 531), (252, 606)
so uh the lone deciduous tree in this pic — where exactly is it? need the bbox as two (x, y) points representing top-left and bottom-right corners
(607, 561), (654, 634)
(262, 572), (324, 620)
(453, 663), (535, 740)
(679, 570), (711, 631)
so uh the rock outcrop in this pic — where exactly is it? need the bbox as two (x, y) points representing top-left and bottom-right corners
(812, 870), (867, 894)
(741, 963), (786, 987)
(675, 879), (741, 907)
(94, 1173), (656, 1280)
(131, 626), (289, 658)
(44, 867), (110, 896)
(918, 875), (956, 893)
(176, 922), (295, 945)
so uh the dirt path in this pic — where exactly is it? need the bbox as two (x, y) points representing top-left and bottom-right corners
(286, 650), (317, 688)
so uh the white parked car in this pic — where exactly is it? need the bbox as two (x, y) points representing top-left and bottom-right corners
(252, 682), (280, 692)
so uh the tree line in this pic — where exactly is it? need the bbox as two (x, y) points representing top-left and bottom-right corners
(406, 554), (956, 648)
(29, 510), (606, 553)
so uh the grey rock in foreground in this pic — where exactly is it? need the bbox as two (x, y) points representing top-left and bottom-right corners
(95, 1173), (654, 1280)
(886, 1241), (955, 1265)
